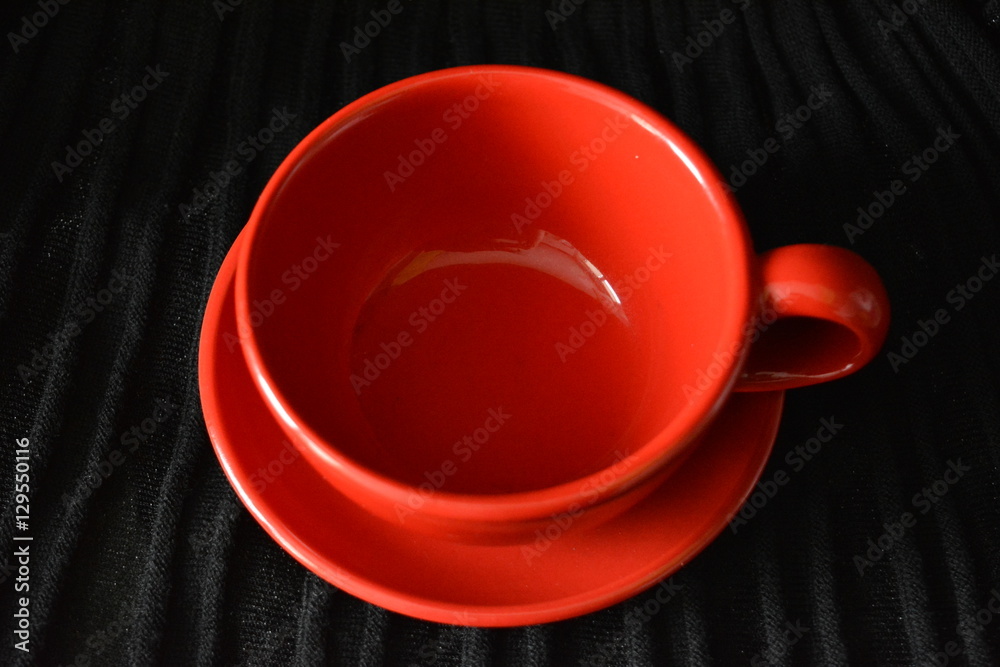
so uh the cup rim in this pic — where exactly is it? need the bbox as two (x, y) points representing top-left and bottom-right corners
(234, 64), (754, 524)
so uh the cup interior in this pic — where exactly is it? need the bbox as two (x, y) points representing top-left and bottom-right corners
(240, 67), (750, 497)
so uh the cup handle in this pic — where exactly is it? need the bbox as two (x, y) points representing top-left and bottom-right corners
(733, 244), (890, 391)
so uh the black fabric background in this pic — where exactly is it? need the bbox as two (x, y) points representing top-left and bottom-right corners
(2, 1), (1000, 665)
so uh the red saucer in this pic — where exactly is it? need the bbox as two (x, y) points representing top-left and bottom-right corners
(198, 232), (785, 627)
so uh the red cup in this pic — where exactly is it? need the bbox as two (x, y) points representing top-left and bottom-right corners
(233, 66), (889, 542)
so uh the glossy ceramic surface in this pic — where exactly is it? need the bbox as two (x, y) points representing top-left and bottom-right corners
(228, 66), (888, 540)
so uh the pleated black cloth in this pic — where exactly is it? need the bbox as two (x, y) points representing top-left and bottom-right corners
(2, 1), (1000, 665)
